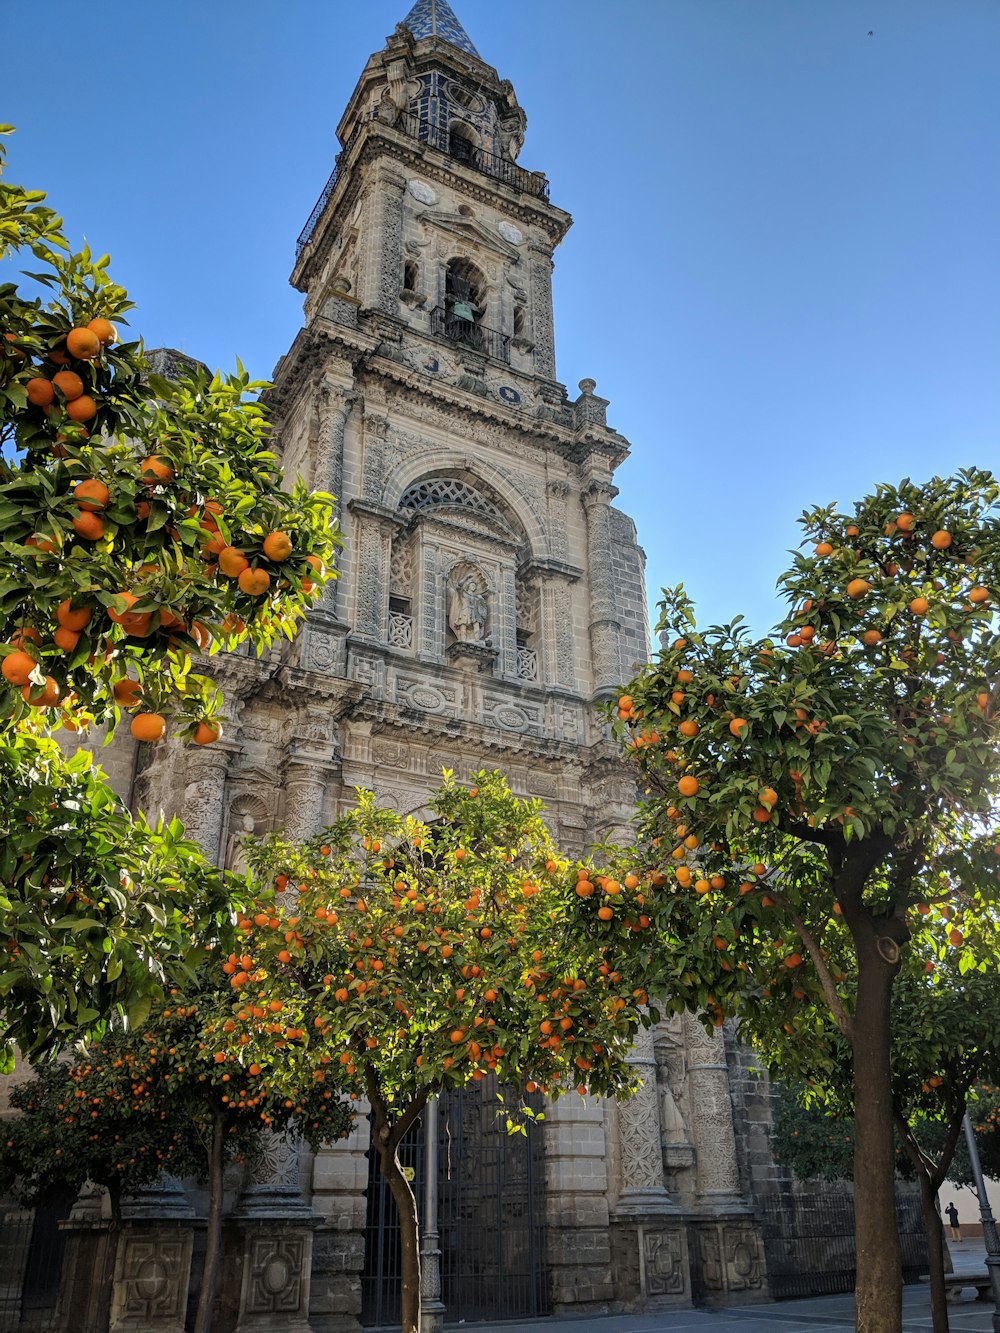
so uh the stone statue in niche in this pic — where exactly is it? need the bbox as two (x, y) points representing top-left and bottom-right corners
(448, 571), (489, 644)
(225, 813), (257, 875)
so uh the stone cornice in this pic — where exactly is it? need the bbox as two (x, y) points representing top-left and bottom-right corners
(360, 704), (593, 762)
(519, 556), (584, 583)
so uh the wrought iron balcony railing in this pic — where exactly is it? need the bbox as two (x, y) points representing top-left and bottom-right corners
(296, 111), (549, 257)
(430, 306), (511, 364)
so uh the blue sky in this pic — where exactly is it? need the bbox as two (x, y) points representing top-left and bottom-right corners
(4, 0), (998, 636)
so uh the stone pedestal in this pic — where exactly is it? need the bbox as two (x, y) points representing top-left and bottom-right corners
(110, 1224), (194, 1333)
(609, 1217), (691, 1309)
(688, 1217), (767, 1305)
(234, 1223), (318, 1333)
(233, 1130), (319, 1333)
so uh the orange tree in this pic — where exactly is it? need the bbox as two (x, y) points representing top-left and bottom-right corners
(610, 470), (1000, 1333)
(0, 968), (352, 1333)
(742, 909), (1000, 1333)
(0, 125), (339, 1055)
(219, 770), (665, 1333)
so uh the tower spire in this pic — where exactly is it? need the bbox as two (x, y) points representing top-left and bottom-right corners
(399, 0), (481, 58)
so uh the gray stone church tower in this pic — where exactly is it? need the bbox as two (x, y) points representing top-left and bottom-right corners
(102, 2), (778, 1327)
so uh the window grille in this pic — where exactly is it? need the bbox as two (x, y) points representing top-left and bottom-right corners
(399, 478), (505, 522)
(388, 611), (413, 649)
(516, 646), (538, 681)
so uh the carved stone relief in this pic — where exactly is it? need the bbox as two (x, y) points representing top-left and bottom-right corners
(112, 1230), (191, 1331)
(642, 1228), (686, 1297)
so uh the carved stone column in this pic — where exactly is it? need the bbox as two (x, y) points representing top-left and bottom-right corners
(282, 756), (335, 843)
(681, 1011), (742, 1207)
(182, 744), (236, 864)
(615, 1025), (673, 1214)
(581, 480), (622, 696)
(372, 169), (406, 315)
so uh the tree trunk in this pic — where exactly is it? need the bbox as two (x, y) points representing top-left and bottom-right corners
(917, 1168), (950, 1333)
(193, 1111), (226, 1333)
(852, 937), (903, 1333)
(380, 1142), (421, 1333)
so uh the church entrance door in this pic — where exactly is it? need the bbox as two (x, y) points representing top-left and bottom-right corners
(360, 1076), (549, 1324)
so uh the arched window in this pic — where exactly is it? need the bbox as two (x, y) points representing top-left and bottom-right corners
(403, 260), (419, 293)
(448, 120), (479, 167)
(443, 258), (487, 347)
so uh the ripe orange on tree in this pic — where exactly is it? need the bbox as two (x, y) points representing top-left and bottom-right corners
(74, 479), (110, 510)
(56, 600), (92, 631)
(139, 455), (174, 484)
(72, 510), (104, 541)
(2, 650), (38, 686)
(22, 676), (60, 707)
(130, 712), (166, 742)
(237, 568), (269, 596)
(86, 317), (116, 346)
(66, 395), (97, 422)
(26, 378), (54, 407)
(52, 370), (84, 401)
(66, 327), (101, 360)
(262, 531), (293, 562)
(218, 546), (249, 577)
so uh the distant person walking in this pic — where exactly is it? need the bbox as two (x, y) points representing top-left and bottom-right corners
(945, 1201), (962, 1240)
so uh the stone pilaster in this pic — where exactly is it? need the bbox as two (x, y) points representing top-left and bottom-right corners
(581, 480), (623, 697)
(309, 1115), (371, 1333)
(681, 1012), (742, 1207)
(614, 1025), (673, 1214)
(182, 744), (236, 865)
(371, 169), (406, 315)
(310, 382), (357, 624)
(528, 243), (556, 379)
(346, 502), (400, 644)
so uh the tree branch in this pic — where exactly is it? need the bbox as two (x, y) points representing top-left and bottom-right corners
(773, 890), (855, 1039)
(787, 821), (843, 848)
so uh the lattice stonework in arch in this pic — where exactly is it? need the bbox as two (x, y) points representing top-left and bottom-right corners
(389, 535), (414, 596)
(399, 478), (505, 523)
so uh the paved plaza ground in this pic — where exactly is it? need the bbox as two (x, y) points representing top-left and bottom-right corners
(427, 1241), (998, 1333)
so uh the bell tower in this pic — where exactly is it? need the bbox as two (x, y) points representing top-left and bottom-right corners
(273, 0), (650, 755)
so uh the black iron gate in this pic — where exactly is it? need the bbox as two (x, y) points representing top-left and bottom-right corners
(361, 1077), (548, 1325)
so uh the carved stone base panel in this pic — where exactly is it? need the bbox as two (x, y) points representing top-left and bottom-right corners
(235, 1225), (316, 1333)
(609, 1218), (690, 1310)
(110, 1225), (193, 1333)
(688, 1218), (767, 1306)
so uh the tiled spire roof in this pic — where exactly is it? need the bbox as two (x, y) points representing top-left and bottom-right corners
(399, 0), (481, 58)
